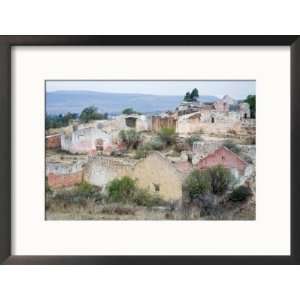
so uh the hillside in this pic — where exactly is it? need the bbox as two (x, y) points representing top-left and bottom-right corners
(46, 90), (218, 115)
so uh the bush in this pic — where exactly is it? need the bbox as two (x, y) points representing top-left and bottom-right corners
(106, 176), (164, 206)
(223, 140), (241, 154)
(185, 165), (233, 200)
(208, 165), (233, 195)
(75, 181), (100, 198)
(132, 188), (163, 207)
(55, 182), (102, 203)
(158, 127), (177, 146)
(122, 108), (140, 115)
(106, 176), (136, 203)
(79, 106), (107, 123)
(149, 136), (165, 150)
(229, 186), (252, 202)
(119, 129), (141, 149)
(46, 112), (78, 130)
(185, 134), (203, 147)
(134, 143), (152, 159)
(45, 177), (52, 194)
(134, 147), (148, 159)
(184, 170), (211, 200)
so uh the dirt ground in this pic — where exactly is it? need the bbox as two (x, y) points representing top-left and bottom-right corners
(45, 198), (255, 221)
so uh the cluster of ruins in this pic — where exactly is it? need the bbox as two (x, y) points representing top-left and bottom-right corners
(46, 94), (255, 203)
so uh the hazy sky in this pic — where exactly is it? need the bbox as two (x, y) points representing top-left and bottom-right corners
(46, 80), (256, 99)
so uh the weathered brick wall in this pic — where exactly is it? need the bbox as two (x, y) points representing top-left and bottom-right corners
(46, 161), (85, 189)
(48, 170), (83, 188)
(46, 134), (61, 149)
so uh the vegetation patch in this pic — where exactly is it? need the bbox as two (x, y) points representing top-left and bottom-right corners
(184, 165), (233, 200)
(106, 176), (164, 207)
(119, 129), (141, 150)
(223, 140), (241, 154)
(229, 185), (252, 202)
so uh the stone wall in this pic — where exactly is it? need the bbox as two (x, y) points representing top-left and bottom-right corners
(132, 152), (183, 202)
(176, 111), (241, 134)
(46, 134), (61, 149)
(152, 116), (177, 132)
(192, 140), (223, 162)
(83, 156), (136, 189)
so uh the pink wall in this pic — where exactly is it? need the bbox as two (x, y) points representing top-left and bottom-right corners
(197, 147), (247, 175)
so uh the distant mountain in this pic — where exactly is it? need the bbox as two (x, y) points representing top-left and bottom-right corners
(46, 90), (219, 115)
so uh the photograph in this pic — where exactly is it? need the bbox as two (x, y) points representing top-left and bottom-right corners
(45, 80), (256, 220)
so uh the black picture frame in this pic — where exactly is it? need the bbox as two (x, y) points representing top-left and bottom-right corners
(0, 35), (299, 265)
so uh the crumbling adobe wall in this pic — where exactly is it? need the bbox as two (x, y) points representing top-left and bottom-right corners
(192, 140), (223, 161)
(197, 147), (247, 176)
(176, 111), (241, 134)
(84, 156), (136, 189)
(61, 127), (112, 154)
(132, 153), (183, 202)
(152, 116), (176, 132)
(46, 134), (61, 149)
(46, 161), (84, 188)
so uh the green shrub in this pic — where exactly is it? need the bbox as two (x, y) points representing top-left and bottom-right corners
(75, 181), (99, 198)
(132, 188), (163, 207)
(79, 106), (107, 123)
(119, 129), (141, 149)
(223, 140), (241, 154)
(106, 176), (137, 203)
(45, 177), (52, 194)
(184, 170), (211, 200)
(122, 108), (140, 115)
(208, 165), (233, 195)
(185, 134), (203, 147)
(52, 181), (101, 204)
(229, 186), (252, 202)
(149, 136), (165, 150)
(106, 176), (164, 206)
(158, 127), (177, 146)
(185, 165), (233, 199)
(134, 144), (151, 159)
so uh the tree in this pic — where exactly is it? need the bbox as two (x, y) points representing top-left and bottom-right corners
(119, 129), (141, 149)
(245, 95), (256, 118)
(223, 140), (241, 154)
(45, 112), (78, 130)
(158, 127), (177, 146)
(122, 108), (139, 115)
(184, 170), (211, 200)
(229, 185), (252, 202)
(184, 92), (192, 102)
(190, 88), (199, 100)
(106, 176), (136, 203)
(79, 106), (106, 123)
(208, 165), (233, 195)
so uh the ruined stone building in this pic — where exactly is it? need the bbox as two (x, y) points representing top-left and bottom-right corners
(83, 156), (136, 189)
(46, 160), (86, 188)
(197, 146), (248, 179)
(61, 127), (113, 155)
(152, 94), (252, 135)
(132, 152), (187, 203)
(192, 140), (224, 163)
(152, 115), (177, 132)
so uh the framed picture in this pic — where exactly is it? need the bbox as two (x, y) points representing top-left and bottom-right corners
(0, 36), (299, 264)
